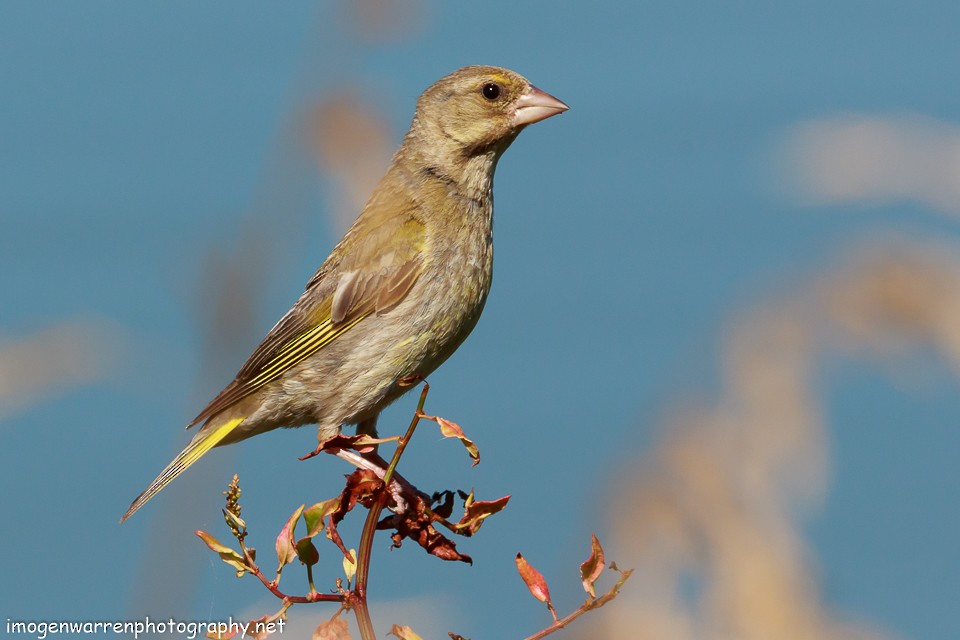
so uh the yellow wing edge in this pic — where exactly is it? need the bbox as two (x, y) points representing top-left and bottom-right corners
(120, 416), (246, 523)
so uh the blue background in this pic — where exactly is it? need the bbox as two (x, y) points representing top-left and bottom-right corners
(2, 2), (958, 638)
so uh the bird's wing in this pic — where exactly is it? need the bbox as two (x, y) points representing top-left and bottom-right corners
(187, 215), (427, 428)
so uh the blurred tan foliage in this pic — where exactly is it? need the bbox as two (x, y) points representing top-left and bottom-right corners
(307, 93), (394, 234)
(580, 241), (960, 640)
(313, 616), (350, 640)
(342, 0), (426, 42)
(783, 114), (960, 215)
(0, 318), (121, 421)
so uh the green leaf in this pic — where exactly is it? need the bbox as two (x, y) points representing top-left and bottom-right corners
(195, 530), (248, 577)
(295, 537), (319, 567)
(303, 498), (339, 539)
(196, 530), (233, 554)
(342, 548), (357, 583)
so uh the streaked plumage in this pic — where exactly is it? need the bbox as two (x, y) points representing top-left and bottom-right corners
(122, 66), (568, 522)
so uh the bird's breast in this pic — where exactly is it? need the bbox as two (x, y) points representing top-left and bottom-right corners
(405, 201), (494, 373)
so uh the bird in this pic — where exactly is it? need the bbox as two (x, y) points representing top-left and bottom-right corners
(121, 65), (568, 522)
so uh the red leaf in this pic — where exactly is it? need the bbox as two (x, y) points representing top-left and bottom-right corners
(515, 553), (551, 604)
(435, 416), (480, 466)
(275, 504), (304, 572)
(299, 433), (397, 460)
(326, 469), (383, 560)
(579, 533), (606, 598)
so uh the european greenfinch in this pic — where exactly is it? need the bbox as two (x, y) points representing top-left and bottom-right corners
(122, 65), (568, 522)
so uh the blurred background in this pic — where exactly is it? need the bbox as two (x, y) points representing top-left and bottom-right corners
(2, 2), (958, 639)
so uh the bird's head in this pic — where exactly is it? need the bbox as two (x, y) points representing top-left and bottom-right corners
(411, 65), (568, 159)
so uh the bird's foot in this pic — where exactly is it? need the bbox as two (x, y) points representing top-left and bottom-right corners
(299, 433), (396, 461)
(397, 374), (425, 388)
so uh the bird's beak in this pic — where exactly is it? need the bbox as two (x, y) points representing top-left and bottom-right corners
(513, 85), (569, 127)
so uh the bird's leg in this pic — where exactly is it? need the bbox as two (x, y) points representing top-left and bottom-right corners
(299, 423), (343, 460)
(356, 416), (379, 456)
(356, 416), (379, 438)
(397, 373), (424, 389)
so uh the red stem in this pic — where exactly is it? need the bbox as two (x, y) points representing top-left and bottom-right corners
(242, 546), (342, 604)
(352, 380), (430, 640)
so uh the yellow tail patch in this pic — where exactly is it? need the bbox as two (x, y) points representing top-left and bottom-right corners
(120, 416), (246, 522)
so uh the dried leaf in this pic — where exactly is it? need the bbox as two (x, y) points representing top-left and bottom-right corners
(195, 530), (248, 576)
(327, 469), (383, 560)
(579, 533), (606, 598)
(516, 553), (551, 604)
(313, 433), (396, 455)
(454, 492), (510, 536)
(337, 469), (383, 519)
(326, 514), (351, 560)
(387, 625), (423, 640)
(431, 490), (455, 519)
(381, 497), (473, 564)
(435, 416), (480, 465)
(313, 617), (351, 640)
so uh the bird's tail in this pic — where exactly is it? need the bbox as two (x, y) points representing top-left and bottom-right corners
(120, 415), (246, 522)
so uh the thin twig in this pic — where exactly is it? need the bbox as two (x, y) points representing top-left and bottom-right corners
(522, 569), (634, 640)
(239, 544), (342, 604)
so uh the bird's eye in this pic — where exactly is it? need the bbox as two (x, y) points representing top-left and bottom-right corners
(481, 82), (502, 100)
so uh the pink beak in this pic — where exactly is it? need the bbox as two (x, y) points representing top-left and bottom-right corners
(513, 85), (569, 127)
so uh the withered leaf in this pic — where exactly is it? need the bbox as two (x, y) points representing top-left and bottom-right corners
(313, 616), (351, 640)
(435, 416), (480, 466)
(454, 493), (510, 536)
(387, 625), (423, 640)
(579, 532), (606, 598)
